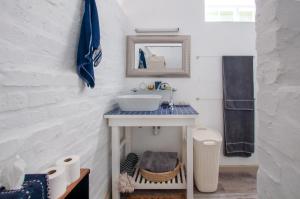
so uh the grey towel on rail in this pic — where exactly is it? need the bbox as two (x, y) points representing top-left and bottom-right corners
(139, 151), (178, 173)
(222, 56), (255, 157)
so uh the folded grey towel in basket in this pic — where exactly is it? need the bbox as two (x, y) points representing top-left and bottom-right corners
(139, 151), (178, 173)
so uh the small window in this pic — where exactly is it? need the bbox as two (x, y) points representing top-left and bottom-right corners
(205, 0), (256, 22)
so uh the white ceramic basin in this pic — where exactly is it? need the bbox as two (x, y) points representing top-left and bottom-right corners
(116, 95), (162, 111)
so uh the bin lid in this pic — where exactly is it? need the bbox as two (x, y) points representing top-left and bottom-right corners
(193, 127), (222, 142)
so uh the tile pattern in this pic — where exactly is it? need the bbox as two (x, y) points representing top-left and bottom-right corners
(195, 193), (257, 199)
(125, 171), (257, 199)
(105, 105), (198, 116)
(195, 172), (257, 199)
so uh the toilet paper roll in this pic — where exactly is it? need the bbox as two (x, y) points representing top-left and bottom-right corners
(45, 166), (67, 199)
(56, 155), (80, 185)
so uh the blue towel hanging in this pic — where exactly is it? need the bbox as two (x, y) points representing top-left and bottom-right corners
(222, 56), (255, 157)
(138, 48), (147, 69)
(77, 0), (102, 88)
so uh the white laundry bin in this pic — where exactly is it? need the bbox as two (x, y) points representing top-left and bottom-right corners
(193, 127), (222, 192)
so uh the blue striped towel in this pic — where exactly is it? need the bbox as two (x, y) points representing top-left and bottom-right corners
(77, 0), (102, 88)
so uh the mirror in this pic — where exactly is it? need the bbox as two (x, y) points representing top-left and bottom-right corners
(127, 35), (190, 77)
(134, 43), (183, 70)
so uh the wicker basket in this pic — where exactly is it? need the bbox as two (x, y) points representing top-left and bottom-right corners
(140, 163), (181, 183)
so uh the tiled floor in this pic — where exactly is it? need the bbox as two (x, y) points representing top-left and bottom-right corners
(194, 172), (257, 199)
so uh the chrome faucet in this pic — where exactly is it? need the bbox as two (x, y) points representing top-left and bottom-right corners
(157, 82), (175, 110)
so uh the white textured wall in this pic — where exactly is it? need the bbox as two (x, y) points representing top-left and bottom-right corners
(256, 0), (300, 198)
(0, 0), (130, 198)
(120, 0), (257, 165)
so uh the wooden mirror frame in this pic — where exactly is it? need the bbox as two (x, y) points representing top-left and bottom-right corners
(126, 35), (191, 77)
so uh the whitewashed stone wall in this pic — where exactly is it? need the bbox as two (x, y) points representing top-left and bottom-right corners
(0, 0), (130, 198)
(256, 0), (300, 198)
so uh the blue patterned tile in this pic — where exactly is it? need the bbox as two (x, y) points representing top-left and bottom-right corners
(105, 105), (198, 116)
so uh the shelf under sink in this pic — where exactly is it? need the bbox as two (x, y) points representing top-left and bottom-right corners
(133, 164), (186, 190)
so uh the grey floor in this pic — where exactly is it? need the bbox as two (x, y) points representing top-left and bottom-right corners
(126, 171), (257, 199)
(194, 172), (257, 199)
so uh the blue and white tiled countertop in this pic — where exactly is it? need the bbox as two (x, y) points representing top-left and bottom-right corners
(104, 105), (199, 118)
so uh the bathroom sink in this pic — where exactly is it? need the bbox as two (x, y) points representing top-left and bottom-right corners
(116, 95), (162, 111)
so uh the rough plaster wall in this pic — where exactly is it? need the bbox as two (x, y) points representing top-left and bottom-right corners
(256, 0), (300, 198)
(0, 0), (130, 197)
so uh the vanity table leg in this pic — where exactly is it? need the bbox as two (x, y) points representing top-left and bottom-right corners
(186, 126), (194, 199)
(112, 126), (120, 199)
(181, 126), (187, 165)
(125, 127), (132, 156)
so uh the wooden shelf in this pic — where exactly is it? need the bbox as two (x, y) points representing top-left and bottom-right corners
(58, 168), (90, 199)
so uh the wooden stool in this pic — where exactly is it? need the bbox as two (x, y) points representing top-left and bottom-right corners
(59, 168), (90, 199)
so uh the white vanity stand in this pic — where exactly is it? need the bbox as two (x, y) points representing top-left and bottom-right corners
(104, 106), (198, 199)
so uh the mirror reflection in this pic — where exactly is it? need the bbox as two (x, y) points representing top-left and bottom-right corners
(135, 43), (183, 71)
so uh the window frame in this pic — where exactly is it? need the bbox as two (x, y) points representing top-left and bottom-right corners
(204, 0), (256, 23)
